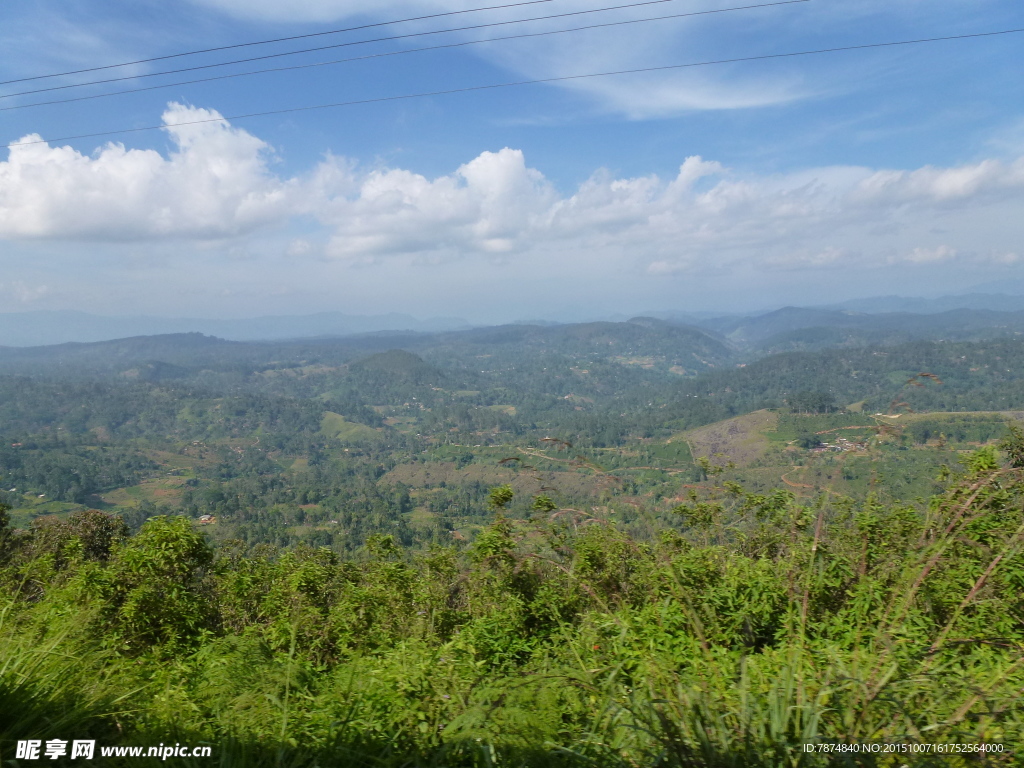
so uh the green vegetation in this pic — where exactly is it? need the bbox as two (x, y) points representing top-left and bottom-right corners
(3, 324), (1024, 764)
(2, 440), (1023, 765)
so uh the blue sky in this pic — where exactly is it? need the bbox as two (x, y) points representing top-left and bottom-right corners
(0, 0), (1022, 322)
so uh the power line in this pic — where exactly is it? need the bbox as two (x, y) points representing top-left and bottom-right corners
(0, 0), (809, 114)
(0, 0), (709, 100)
(0, 0), (561, 87)
(7, 26), (1022, 150)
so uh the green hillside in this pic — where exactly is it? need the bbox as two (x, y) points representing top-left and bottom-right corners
(319, 411), (382, 443)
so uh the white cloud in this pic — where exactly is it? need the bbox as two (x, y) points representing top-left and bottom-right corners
(0, 281), (50, 304)
(286, 238), (315, 258)
(901, 245), (957, 264)
(853, 160), (1024, 204)
(302, 148), (1024, 276)
(3, 103), (1024, 285)
(0, 104), (290, 241)
(979, 250), (1021, 266)
(319, 147), (558, 260)
(765, 246), (852, 269)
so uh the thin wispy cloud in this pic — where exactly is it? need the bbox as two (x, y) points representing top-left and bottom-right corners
(179, 0), (1013, 117)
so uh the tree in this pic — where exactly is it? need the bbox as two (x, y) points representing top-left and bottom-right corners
(104, 516), (215, 651)
(531, 495), (557, 513)
(788, 390), (836, 414)
(488, 485), (514, 510)
(29, 509), (127, 565)
(1000, 424), (1024, 468)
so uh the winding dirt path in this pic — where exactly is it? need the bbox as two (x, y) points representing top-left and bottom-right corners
(780, 469), (814, 489)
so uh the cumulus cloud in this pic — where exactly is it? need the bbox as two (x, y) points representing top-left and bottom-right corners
(3, 103), (1024, 281)
(0, 104), (289, 241)
(304, 149), (1024, 275)
(317, 148), (558, 260)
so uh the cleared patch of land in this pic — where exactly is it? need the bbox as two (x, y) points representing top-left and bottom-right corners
(8, 500), (82, 528)
(485, 405), (517, 415)
(674, 410), (779, 468)
(320, 412), (381, 443)
(612, 356), (660, 369)
(381, 462), (513, 489)
(100, 476), (188, 507)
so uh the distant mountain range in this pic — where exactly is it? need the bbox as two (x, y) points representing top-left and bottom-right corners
(692, 306), (1024, 352)
(0, 311), (471, 347)
(0, 317), (734, 387)
(3, 305), (1024, 388)
(822, 293), (1024, 314)
(4, 291), (1024, 349)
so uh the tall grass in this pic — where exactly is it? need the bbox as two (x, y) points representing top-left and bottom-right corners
(0, 598), (130, 746)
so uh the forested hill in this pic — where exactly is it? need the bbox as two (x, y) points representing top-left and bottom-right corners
(0, 318), (733, 378)
(4, 306), (1024, 380)
(2, 327), (1024, 524)
(658, 338), (1024, 418)
(3, 328), (1024, 441)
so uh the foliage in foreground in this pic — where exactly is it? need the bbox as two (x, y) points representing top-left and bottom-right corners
(2, 441), (1024, 766)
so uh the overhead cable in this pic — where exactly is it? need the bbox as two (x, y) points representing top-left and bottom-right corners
(7, 26), (1022, 150)
(0, 0), (809, 113)
(0, 0), (561, 86)
(0, 0), (784, 100)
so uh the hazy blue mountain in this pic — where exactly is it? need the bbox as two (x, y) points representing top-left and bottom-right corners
(823, 293), (1024, 314)
(965, 279), (1024, 295)
(0, 311), (471, 347)
(695, 306), (1024, 352)
(695, 308), (862, 343)
(8, 300), (1024, 366)
(0, 317), (737, 383)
